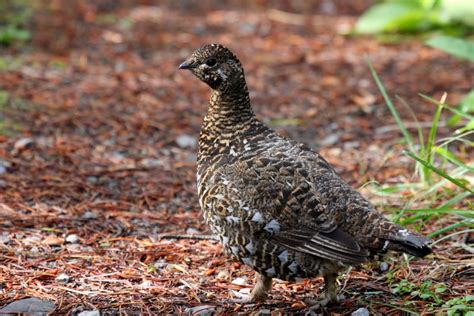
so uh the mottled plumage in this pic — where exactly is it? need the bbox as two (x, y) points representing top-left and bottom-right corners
(179, 44), (431, 307)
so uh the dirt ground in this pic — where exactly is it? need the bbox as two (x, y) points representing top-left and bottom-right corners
(0, 1), (472, 314)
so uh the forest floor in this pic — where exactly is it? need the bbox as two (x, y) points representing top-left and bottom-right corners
(0, 1), (472, 314)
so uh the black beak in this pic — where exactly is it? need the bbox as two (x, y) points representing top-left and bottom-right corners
(179, 61), (192, 70)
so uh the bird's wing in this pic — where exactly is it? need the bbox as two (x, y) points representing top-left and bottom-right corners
(272, 226), (369, 264)
(218, 148), (370, 264)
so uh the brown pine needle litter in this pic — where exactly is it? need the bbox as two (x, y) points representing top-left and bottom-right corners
(1, 0), (472, 314)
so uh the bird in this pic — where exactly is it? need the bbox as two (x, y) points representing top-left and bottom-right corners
(178, 44), (432, 309)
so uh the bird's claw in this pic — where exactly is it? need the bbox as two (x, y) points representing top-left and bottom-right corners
(305, 294), (344, 311)
(224, 295), (256, 305)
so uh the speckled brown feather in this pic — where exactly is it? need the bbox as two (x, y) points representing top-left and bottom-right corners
(180, 44), (432, 302)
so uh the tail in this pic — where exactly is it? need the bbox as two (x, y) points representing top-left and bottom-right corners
(384, 228), (432, 257)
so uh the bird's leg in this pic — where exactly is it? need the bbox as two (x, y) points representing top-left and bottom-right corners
(250, 272), (273, 301)
(229, 272), (272, 304)
(306, 273), (340, 311)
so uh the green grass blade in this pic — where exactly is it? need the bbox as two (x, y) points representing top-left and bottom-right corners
(428, 220), (472, 238)
(419, 93), (474, 120)
(367, 59), (415, 151)
(438, 131), (474, 148)
(399, 213), (432, 225)
(403, 208), (474, 218)
(434, 146), (474, 172)
(439, 191), (473, 209)
(404, 150), (474, 193)
(426, 95), (444, 164)
(371, 183), (422, 195)
(423, 165), (471, 197)
(431, 228), (474, 246)
(396, 94), (425, 153)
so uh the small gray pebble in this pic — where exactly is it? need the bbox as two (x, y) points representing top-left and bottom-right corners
(185, 227), (201, 234)
(55, 273), (71, 283)
(351, 307), (370, 316)
(14, 137), (34, 150)
(0, 297), (55, 313)
(138, 280), (153, 289)
(86, 176), (98, 184)
(0, 233), (10, 244)
(65, 234), (80, 244)
(78, 311), (100, 316)
(82, 211), (97, 219)
(186, 153), (197, 162)
(379, 262), (389, 272)
(140, 158), (162, 168)
(0, 159), (12, 168)
(184, 305), (215, 315)
(176, 134), (197, 148)
(153, 260), (169, 269)
(320, 134), (340, 146)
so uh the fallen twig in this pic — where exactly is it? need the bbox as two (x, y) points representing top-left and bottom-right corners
(158, 233), (219, 241)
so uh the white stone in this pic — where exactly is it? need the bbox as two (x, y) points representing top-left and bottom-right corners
(78, 311), (100, 316)
(176, 134), (197, 148)
(55, 273), (71, 283)
(351, 307), (370, 316)
(138, 280), (153, 289)
(231, 277), (246, 285)
(185, 227), (201, 234)
(379, 262), (389, 272)
(65, 234), (80, 244)
(14, 137), (33, 150)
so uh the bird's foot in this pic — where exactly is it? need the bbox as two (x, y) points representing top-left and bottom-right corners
(226, 294), (255, 305)
(226, 288), (255, 304)
(305, 293), (344, 311)
(227, 273), (272, 305)
(304, 273), (343, 311)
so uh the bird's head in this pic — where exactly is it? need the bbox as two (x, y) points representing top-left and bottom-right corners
(179, 44), (244, 92)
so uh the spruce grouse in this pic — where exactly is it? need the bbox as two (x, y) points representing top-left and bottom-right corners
(179, 44), (431, 308)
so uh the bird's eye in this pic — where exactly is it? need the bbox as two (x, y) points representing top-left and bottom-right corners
(205, 58), (217, 67)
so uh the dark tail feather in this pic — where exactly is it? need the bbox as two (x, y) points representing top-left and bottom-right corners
(387, 240), (432, 257)
(386, 229), (432, 257)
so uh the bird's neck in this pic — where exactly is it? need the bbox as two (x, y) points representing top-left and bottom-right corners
(203, 79), (256, 135)
(199, 79), (259, 158)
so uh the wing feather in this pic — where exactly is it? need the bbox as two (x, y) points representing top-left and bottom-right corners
(273, 227), (369, 264)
